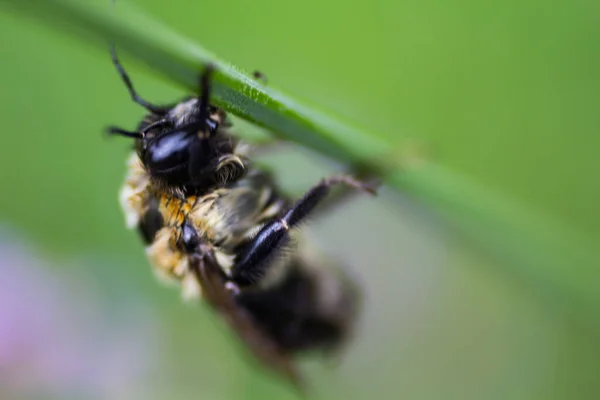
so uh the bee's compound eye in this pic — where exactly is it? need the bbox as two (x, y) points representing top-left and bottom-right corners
(145, 129), (196, 175)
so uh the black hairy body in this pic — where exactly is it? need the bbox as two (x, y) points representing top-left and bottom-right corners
(109, 49), (373, 389)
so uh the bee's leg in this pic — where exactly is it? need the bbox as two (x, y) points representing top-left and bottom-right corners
(196, 64), (215, 126)
(188, 65), (221, 182)
(178, 219), (201, 253)
(138, 196), (164, 244)
(110, 45), (167, 114)
(313, 175), (380, 217)
(230, 176), (376, 286)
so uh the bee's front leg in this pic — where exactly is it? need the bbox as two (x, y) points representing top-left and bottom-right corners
(230, 175), (377, 287)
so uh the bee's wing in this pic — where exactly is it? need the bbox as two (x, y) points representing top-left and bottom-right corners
(188, 254), (305, 392)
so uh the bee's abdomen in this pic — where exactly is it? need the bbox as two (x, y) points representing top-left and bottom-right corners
(236, 262), (352, 353)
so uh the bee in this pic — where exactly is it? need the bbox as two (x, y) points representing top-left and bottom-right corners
(107, 48), (376, 390)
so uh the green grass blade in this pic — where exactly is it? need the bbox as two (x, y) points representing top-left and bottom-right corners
(391, 166), (600, 320)
(4, 0), (389, 167)
(3, 0), (599, 321)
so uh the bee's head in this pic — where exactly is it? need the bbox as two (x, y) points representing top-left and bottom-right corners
(108, 61), (244, 190)
(136, 99), (224, 186)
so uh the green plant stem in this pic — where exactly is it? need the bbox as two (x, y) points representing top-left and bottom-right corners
(4, 0), (599, 322)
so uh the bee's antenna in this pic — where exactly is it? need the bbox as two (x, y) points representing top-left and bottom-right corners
(106, 126), (143, 139)
(197, 64), (215, 133)
(109, 45), (166, 115)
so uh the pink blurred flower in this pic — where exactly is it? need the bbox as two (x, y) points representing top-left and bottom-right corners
(0, 231), (161, 400)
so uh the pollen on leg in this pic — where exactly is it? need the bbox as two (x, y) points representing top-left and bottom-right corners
(146, 227), (185, 280)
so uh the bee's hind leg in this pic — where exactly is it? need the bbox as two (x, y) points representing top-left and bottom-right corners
(229, 175), (377, 287)
(313, 173), (380, 217)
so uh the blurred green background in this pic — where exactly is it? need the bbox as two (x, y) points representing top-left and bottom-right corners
(0, 0), (599, 399)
